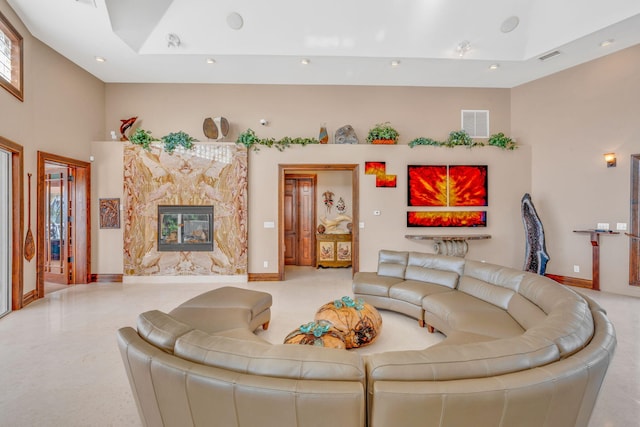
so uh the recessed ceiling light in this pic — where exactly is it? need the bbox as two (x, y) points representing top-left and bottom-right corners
(301, 58), (310, 65)
(95, 56), (106, 63)
(227, 12), (244, 30)
(489, 64), (500, 70)
(500, 16), (520, 33)
(390, 60), (400, 67)
(206, 58), (216, 64)
(600, 39), (615, 47)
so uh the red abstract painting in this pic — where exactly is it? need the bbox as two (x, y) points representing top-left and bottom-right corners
(376, 174), (397, 187)
(407, 211), (487, 227)
(448, 165), (488, 206)
(408, 165), (447, 206)
(365, 162), (386, 176)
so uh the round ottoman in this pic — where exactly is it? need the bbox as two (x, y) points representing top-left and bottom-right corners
(315, 296), (382, 348)
(283, 320), (346, 349)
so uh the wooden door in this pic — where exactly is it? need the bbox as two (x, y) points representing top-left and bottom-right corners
(284, 175), (316, 266)
(630, 155), (640, 286)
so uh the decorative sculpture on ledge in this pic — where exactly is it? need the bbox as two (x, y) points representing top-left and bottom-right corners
(521, 193), (550, 275)
(119, 116), (137, 141)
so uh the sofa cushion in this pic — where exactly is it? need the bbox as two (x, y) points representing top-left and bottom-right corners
(377, 250), (409, 279)
(457, 276), (516, 310)
(174, 329), (365, 382)
(169, 306), (254, 334)
(405, 252), (465, 287)
(423, 291), (525, 339)
(390, 281), (453, 306)
(353, 272), (404, 297)
(136, 310), (194, 354)
(507, 293), (547, 330)
(366, 334), (559, 382)
(463, 260), (525, 292)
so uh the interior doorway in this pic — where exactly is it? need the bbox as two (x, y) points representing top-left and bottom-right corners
(0, 136), (23, 312)
(284, 174), (316, 267)
(278, 164), (359, 281)
(37, 152), (91, 298)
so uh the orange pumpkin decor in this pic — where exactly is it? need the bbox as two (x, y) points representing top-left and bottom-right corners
(315, 297), (382, 349)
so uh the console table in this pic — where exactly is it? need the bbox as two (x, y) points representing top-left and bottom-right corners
(404, 234), (491, 257)
(316, 233), (352, 268)
(573, 229), (619, 291)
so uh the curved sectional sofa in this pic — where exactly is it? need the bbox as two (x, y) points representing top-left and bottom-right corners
(117, 251), (616, 427)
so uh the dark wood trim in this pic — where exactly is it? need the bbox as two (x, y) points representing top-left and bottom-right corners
(630, 154), (640, 286)
(545, 274), (594, 290)
(90, 274), (123, 283)
(0, 136), (24, 310)
(37, 152), (91, 300)
(278, 164), (359, 281)
(22, 289), (37, 306)
(248, 273), (281, 282)
(0, 10), (24, 102)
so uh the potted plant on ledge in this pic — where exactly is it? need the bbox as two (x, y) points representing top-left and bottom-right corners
(366, 122), (399, 144)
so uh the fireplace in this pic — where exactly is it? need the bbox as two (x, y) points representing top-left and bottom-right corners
(158, 205), (214, 252)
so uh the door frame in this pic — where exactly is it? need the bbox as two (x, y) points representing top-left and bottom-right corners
(36, 152), (91, 298)
(630, 154), (640, 286)
(278, 164), (359, 280)
(0, 136), (23, 310)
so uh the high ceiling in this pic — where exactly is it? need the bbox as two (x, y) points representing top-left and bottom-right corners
(8, 0), (640, 88)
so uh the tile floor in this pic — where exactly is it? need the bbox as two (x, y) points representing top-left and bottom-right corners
(0, 267), (638, 426)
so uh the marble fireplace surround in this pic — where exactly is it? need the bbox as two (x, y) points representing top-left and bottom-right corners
(123, 143), (247, 280)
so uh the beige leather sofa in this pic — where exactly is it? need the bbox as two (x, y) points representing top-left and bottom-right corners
(353, 250), (616, 427)
(118, 253), (615, 427)
(117, 286), (366, 427)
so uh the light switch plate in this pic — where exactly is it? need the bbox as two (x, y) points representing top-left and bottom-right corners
(263, 221), (275, 229)
(596, 223), (609, 230)
(617, 223), (628, 231)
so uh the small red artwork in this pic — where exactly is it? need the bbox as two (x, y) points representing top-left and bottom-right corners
(407, 211), (487, 227)
(365, 161), (396, 188)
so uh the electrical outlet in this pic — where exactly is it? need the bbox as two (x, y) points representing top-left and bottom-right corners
(573, 265), (580, 273)
(263, 261), (268, 268)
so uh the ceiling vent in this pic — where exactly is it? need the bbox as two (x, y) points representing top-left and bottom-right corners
(461, 110), (489, 138)
(538, 50), (562, 61)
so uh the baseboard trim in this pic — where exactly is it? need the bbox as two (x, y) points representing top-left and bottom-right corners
(545, 274), (594, 290)
(248, 273), (281, 282)
(91, 274), (124, 283)
(22, 289), (37, 306)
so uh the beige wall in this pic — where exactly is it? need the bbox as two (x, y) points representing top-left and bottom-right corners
(512, 44), (640, 297)
(0, 1), (105, 293)
(102, 84), (522, 274)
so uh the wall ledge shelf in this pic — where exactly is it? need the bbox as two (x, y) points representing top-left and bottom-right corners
(405, 234), (491, 257)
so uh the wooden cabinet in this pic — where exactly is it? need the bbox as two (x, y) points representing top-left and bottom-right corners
(316, 233), (352, 268)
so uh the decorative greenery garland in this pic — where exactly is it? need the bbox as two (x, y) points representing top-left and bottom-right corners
(129, 128), (198, 154)
(236, 128), (319, 152)
(409, 130), (517, 150)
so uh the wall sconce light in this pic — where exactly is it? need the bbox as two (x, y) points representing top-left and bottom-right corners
(604, 153), (616, 168)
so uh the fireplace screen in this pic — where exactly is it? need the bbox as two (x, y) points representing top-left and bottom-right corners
(158, 205), (214, 252)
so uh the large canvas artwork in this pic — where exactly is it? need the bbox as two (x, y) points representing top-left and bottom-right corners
(407, 211), (487, 227)
(408, 165), (487, 207)
(448, 165), (488, 206)
(408, 165), (447, 206)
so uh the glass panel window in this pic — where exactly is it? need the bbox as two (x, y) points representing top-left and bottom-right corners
(0, 11), (23, 101)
